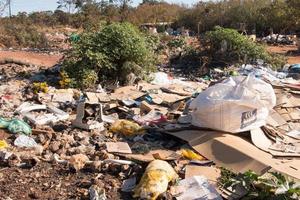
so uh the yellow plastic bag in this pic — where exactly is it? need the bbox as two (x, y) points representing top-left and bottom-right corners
(181, 149), (205, 160)
(134, 160), (178, 200)
(110, 120), (144, 136)
(0, 140), (8, 149)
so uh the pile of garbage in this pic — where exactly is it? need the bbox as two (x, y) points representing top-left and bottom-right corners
(1, 65), (300, 199)
(44, 31), (71, 50)
(262, 34), (296, 45)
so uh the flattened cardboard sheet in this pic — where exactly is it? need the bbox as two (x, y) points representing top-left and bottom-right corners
(166, 130), (300, 180)
(106, 142), (132, 154)
(185, 165), (220, 186)
(266, 109), (287, 127)
(110, 86), (145, 101)
(250, 128), (272, 152)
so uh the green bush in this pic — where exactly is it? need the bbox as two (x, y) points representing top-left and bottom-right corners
(144, 33), (160, 52)
(167, 37), (186, 49)
(63, 22), (156, 88)
(205, 26), (285, 69)
(219, 168), (300, 199)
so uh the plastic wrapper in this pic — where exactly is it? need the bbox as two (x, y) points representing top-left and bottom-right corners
(0, 118), (32, 135)
(133, 111), (167, 126)
(134, 160), (178, 200)
(174, 176), (222, 200)
(110, 120), (144, 136)
(14, 135), (37, 148)
(0, 140), (8, 149)
(8, 119), (32, 135)
(0, 118), (10, 128)
(181, 149), (205, 160)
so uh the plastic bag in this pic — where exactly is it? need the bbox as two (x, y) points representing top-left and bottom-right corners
(0, 140), (8, 149)
(0, 118), (32, 135)
(0, 118), (11, 128)
(150, 72), (172, 85)
(181, 149), (205, 161)
(175, 176), (222, 200)
(8, 119), (32, 135)
(133, 111), (167, 126)
(110, 120), (144, 136)
(14, 135), (37, 148)
(190, 75), (276, 133)
(133, 160), (178, 200)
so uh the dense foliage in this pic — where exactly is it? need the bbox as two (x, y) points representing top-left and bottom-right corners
(1, 0), (298, 35)
(205, 27), (286, 68)
(167, 37), (186, 49)
(0, 0), (299, 48)
(176, 0), (300, 34)
(62, 22), (156, 88)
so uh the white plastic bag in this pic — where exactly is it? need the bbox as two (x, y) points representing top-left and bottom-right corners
(150, 72), (172, 85)
(175, 176), (222, 200)
(189, 75), (276, 133)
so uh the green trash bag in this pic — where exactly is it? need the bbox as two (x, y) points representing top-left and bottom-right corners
(69, 33), (80, 42)
(0, 118), (32, 135)
(0, 118), (10, 128)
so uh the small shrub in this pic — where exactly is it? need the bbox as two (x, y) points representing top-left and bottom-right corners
(0, 34), (18, 47)
(62, 22), (156, 88)
(169, 44), (204, 75)
(59, 71), (72, 88)
(182, 45), (201, 59)
(144, 33), (160, 52)
(167, 37), (186, 49)
(205, 26), (285, 68)
(219, 168), (300, 199)
(33, 82), (49, 93)
(171, 45), (201, 65)
(2, 24), (49, 48)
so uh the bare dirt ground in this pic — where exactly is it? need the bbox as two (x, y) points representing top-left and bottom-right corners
(267, 45), (300, 64)
(0, 45), (297, 69)
(0, 162), (126, 200)
(0, 50), (62, 67)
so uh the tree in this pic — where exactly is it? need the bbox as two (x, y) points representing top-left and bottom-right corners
(141, 0), (162, 5)
(175, 0), (298, 34)
(57, 0), (89, 13)
(0, 0), (11, 17)
(57, 0), (75, 13)
(259, 0), (290, 34)
(286, 0), (300, 31)
(75, 2), (103, 29)
(128, 2), (183, 25)
(117, 0), (132, 21)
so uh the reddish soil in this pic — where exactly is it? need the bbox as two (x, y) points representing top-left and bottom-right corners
(286, 55), (300, 65)
(0, 50), (62, 68)
(267, 45), (300, 64)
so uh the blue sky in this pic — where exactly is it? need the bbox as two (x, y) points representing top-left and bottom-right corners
(2, 0), (197, 16)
